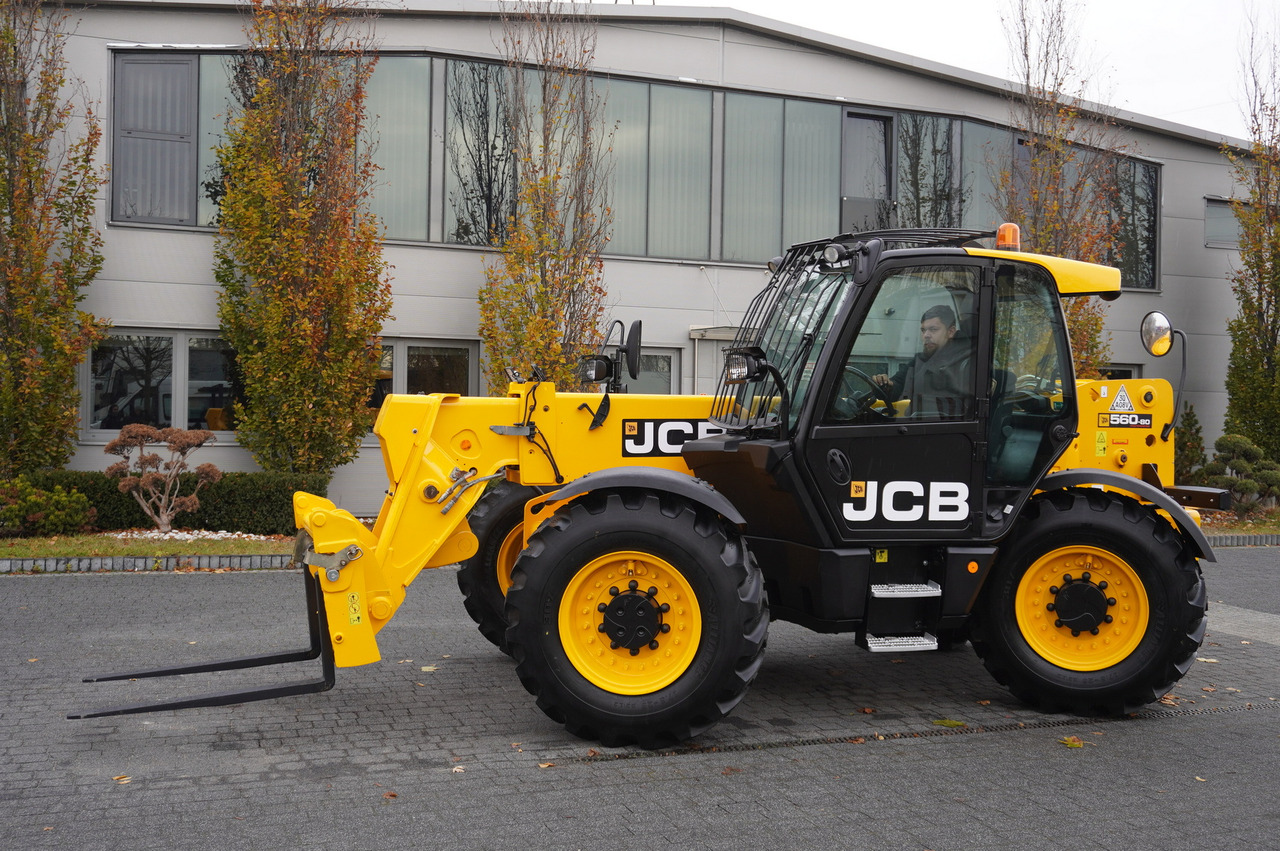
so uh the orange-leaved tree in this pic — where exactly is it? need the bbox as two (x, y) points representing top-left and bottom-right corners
(992, 0), (1123, 379)
(213, 0), (391, 478)
(478, 0), (612, 393)
(0, 0), (106, 477)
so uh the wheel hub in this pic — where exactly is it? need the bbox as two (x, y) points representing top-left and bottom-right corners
(597, 580), (672, 655)
(1046, 571), (1116, 637)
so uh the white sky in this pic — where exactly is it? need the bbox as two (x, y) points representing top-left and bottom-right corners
(662, 0), (1258, 141)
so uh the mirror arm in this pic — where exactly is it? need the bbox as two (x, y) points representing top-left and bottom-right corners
(1161, 329), (1188, 442)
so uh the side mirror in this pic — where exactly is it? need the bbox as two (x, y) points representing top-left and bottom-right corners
(1141, 311), (1174, 357)
(624, 320), (642, 381)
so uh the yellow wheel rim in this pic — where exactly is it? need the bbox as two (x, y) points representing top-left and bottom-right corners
(1014, 545), (1149, 671)
(495, 522), (523, 596)
(558, 550), (702, 695)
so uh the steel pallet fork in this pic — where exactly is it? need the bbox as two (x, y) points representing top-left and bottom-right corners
(68, 562), (335, 720)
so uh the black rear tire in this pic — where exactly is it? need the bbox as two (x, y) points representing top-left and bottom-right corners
(971, 488), (1206, 714)
(457, 480), (541, 654)
(506, 489), (768, 748)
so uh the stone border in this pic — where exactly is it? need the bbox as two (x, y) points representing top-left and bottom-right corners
(0, 554), (297, 573)
(0, 534), (1273, 574)
(1205, 534), (1280, 548)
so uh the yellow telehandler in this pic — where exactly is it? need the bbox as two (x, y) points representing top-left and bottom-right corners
(75, 225), (1227, 748)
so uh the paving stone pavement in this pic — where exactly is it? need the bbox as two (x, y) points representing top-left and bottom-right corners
(2, 547), (1277, 850)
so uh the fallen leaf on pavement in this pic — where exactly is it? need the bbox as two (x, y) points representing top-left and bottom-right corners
(1059, 736), (1085, 748)
(538, 762), (555, 769)
(933, 719), (966, 728)
(419, 665), (439, 672)
(451, 766), (465, 773)
(383, 792), (398, 799)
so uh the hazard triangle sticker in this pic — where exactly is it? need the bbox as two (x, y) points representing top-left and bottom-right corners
(1109, 385), (1135, 412)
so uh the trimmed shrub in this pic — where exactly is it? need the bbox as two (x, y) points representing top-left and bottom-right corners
(0, 476), (96, 536)
(1201, 434), (1280, 518)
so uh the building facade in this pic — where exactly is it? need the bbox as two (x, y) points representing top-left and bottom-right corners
(61, 0), (1244, 514)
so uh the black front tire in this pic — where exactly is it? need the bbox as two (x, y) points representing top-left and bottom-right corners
(457, 480), (542, 654)
(971, 488), (1206, 714)
(505, 489), (768, 748)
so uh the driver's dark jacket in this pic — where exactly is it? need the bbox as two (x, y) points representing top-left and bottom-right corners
(893, 341), (973, 419)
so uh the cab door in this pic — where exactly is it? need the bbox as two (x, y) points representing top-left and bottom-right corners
(799, 260), (990, 544)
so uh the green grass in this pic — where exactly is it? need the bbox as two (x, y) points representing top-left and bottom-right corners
(1, 532), (296, 559)
(2, 505), (1276, 561)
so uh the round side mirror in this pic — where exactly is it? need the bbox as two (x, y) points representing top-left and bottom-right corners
(1140, 311), (1174, 357)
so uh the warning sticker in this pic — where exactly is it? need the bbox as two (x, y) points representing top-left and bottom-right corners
(1095, 431), (1108, 457)
(1109, 385), (1135, 412)
(347, 592), (363, 625)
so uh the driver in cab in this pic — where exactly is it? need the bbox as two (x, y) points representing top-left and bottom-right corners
(873, 304), (973, 419)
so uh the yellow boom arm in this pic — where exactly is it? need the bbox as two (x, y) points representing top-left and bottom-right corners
(293, 384), (716, 668)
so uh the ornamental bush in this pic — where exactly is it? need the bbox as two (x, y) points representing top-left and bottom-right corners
(1200, 433), (1280, 518)
(104, 425), (222, 533)
(0, 476), (95, 537)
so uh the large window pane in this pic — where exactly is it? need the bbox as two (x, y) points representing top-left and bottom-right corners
(723, 94), (783, 262)
(959, 121), (1010, 231)
(407, 346), (469, 395)
(367, 57), (432, 241)
(841, 114), (891, 231)
(630, 352), (676, 394)
(1111, 158), (1159, 289)
(896, 113), (958, 228)
(91, 335), (174, 429)
(197, 55), (234, 227)
(187, 338), (235, 430)
(648, 85), (711, 259)
(444, 60), (515, 245)
(783, 100), (841, 247)
(603, 79), (649, 256)
(112, 55), (198, 224)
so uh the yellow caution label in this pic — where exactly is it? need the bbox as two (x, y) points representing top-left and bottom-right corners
(1095, 431), (1108, 457)
(874, 549), (889, 563)
(347, 592), (363, 625)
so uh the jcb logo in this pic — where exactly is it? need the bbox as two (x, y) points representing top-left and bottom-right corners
(622, 419), (725, 457)
(843, 480), (969, 523)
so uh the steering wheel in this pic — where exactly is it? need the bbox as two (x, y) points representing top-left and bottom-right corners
(831, 366), (896, 421)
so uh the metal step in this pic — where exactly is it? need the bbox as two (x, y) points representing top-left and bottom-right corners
(870, 581), (942, 598)
(865, 633), (939, 652)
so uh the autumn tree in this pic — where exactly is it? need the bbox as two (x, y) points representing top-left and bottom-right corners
(0, 0), (105, 477)
(992, 0), (1123, 379)
(1223, 23), (1280, 461)
(477, 0), (612, 393)
(213, 0), (392, 478)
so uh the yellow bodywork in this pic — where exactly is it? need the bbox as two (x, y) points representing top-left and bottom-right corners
(291, 250), (1150, 670)
(1056, 378), (1175, 482)
(293, 388), (714, 668)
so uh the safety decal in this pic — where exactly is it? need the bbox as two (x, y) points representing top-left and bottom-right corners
(1108, 385), (1135, 412)
(347, 592), (363, 625)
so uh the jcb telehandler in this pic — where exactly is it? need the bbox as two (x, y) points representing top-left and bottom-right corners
(76, 225), (1227, 749)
